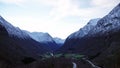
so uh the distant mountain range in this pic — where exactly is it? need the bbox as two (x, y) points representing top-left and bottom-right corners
(0, 16), (64, 64)
(53, 37), (65, 46)
(25, 31), (62, 51)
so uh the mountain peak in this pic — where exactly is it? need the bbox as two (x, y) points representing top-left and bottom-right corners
(54, 37), (65, 44)
(26, 31), (54, 42)
(67, 18), (100, 39)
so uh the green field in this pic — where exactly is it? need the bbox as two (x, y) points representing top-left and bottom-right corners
(41, 53), (84, 60)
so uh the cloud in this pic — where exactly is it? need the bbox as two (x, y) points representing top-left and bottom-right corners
(0, 0), (26, 6)
(91, 0), (120, 8)
(1, 0), (119, 21)
(44, 0), (120, 22)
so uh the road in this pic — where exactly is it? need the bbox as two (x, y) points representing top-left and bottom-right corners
(72, 62), (77, 68)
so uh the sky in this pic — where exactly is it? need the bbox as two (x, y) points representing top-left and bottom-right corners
(0, 0), (119, 39)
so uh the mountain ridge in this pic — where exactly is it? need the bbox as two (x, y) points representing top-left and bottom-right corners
(58, 3), (120, 68)
(0, 16), (51, 64)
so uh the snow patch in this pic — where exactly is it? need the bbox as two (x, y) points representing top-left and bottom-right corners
(25, 31), (55, 43)
(68, 18), (100, 39)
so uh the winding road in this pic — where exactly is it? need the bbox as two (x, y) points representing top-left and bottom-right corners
(72, 62), (77, 68)
(82, 58), (101, 68)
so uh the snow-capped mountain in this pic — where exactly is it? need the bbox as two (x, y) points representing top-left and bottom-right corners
(0, 16), (51, 64)
(89, 4), (120, 35)
(25, 31), (60, 51)
(0, 16), (29, 39)
(67, 18), (100, 39)
(57, 18), (100, 53)
(26, 32), (55, 43)
(53, 37), (65, 46)
(58, 3), (120, 57)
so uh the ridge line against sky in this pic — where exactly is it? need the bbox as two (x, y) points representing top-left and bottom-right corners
(0, 0), (119, 39)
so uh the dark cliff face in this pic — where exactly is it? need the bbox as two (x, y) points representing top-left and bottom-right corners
(0, 24), (8, 36)
(92, 29), (120, 68)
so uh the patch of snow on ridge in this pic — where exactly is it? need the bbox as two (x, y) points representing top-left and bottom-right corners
(26, 31), (55, 43)
(68, 18), (100, 39)
(0, 16), (29, 39)
(89, 3), (120, 35)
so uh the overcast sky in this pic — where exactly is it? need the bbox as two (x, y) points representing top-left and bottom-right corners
(0, 0), (119, 39)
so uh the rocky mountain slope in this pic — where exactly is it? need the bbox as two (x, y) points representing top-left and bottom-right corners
(58, 3), (120, 68)
(0, 16), (50, 65)
(26, 32), (60, 51)
(58, 18), (100, 54)
(67, 18), (100, 39)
